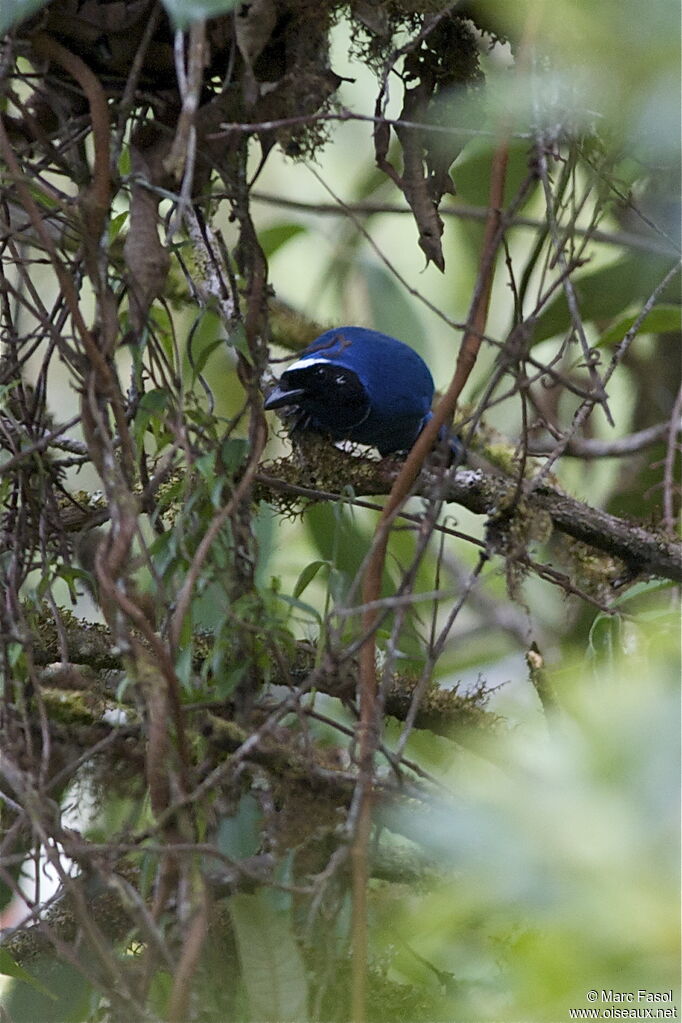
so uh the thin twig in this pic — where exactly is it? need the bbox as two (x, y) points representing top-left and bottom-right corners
(528, 259), (682, 490)
(249, 191), (679, 258)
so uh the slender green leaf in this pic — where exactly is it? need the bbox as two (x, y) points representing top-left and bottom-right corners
(293, 559), (328, 599)
(192, 335), (225, 378)
(612, 579), (674, 607)
(215, 660), (247, 699)
(259, 223), (307, 259)
(452, 136), (536, 209)
(108, 210), (128, 242)
(221, 437), (248, 474)
(55, 564), (93, 602)
(362, 260), (425, 346)
(7, 641), (24, 668)
(596, 304), (681, 347)
(0, 949), (56, 1000)
(306, 503), (366, 588)
(225, 322), (250, 357)
(275, 591), (322, 624)
(533, 254), (678, 343)
(217, 794), (262, 860)
(230, 890), (308, 1022)
(147, 971), (173, 1018)
(133, 387), (169, 448)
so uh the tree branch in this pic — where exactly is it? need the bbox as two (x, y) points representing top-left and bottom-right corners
(257, 461), (682, 583)
(528, 419), (680, 459)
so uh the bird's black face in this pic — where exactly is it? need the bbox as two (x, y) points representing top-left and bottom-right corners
(264, 361), (371, 436)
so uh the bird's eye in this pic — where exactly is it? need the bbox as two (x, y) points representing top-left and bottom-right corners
(335, 375), (346, 386)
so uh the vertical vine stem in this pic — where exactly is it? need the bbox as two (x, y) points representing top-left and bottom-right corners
(350, 137), (511, 1023)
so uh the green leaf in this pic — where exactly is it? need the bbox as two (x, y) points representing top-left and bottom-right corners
(452, 136), (536, 209)
(139, 388), (169, 415)
(225, 322), (250, 357)
(148, 529), (180, 577)
(55, 564), (93, 602)
(306, 503), (397, 606)
(220, 436), (248, 474)
(185, 308), (225, 380)
(612, 579), (674, 607)
(0, 0), (50, 34)
(0, 949), (56, 1000)
(161, 0), (241, 29)
(293, 559), (328, 599)
(587, 612), (623, 668)
(275, 592), (322, 624)
(215, 660), (247, 699)
(7, 641), (24, 668)
(306, 504), (366, 590)
(596, 304), (681, 348)
(175, 614), (194, 687)
(230, 890), (309, 1022)
(533, 254), (679, 343)
(147, 970), (173, 1018)
(133, 388), (169, 447)
(191, 335), (225, 378)
(108, 210), (128, 242)
(258, 223), (307, 259)
(117, 146), (131, 177)
(217, 794), (262, 860)
(195, 450), (217, 482)
(195, 450), (225, 506)
(362, 260), (425, 346)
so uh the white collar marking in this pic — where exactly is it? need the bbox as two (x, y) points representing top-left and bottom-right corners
(287, 356), (333, 372)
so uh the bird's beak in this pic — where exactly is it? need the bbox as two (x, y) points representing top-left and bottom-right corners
(263, 384), (307, 410)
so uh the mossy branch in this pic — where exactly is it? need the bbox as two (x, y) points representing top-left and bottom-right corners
(256, 459), (682, 584)
(24, 608), (499, 740)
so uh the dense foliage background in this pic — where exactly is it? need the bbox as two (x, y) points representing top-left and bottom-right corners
(0, 0), (680, 1020)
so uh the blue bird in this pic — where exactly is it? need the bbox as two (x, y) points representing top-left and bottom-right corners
(264, 326), (454, 457)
